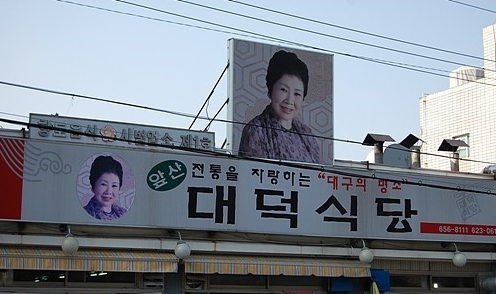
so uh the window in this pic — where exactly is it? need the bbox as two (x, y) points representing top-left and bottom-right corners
(389, 273), (477, 292)
(210, 274), (266, 286)
(269, 275), (324, 287)
(12, 270), (135, 286)
(431, 276), (476, 289)
(184, 274), (326, 293)
(390, 274), (428, 289)
(14, 270), (66, 284)
(453, 134), (469, 158)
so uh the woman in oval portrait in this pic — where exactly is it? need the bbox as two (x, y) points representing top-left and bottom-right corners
(80, 154), (133, 220)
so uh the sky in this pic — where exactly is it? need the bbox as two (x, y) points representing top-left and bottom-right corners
(1, 0), (495, 161)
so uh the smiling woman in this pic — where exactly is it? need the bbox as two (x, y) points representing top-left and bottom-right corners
(238, 50), (320, 164)
(84, 155), (127, 220)
(77, 153), (135, 221)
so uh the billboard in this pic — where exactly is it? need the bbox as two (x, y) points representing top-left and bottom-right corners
(2, 135), (496, 243)
(29, 113), (215, 151)
(226, 39), (334, 165)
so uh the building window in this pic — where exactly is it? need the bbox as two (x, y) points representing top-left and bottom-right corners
(210, 274), (266, 286)
(431, 276), (476, 289)
(390, 274), (428, 289)
(12, 270), (135, 286)
(453, 134), (469, 158)
(13, 270), (66, 284)
(269, 275), (324, 287)
(185, 274), (327, 293)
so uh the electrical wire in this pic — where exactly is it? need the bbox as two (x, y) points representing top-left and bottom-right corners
(1, 116), (495, 196)
(1, 82), (495, 168)
(446, 0), (496, 14)
(0, 78), (360, 145)
(227, 0), (496, 63)
(54, 0), (496, 85)
(2, 0), (493, 253)
(0, 80), (208, 122)
(178, 0), (496, 73)
(71, 1), (496, 165)
(5, 1), (495, 166)
(189, 63), (229, 130)
(203, 98), (229, 132)
(108, 0), (496, 84)
(53, 0), (273, 42)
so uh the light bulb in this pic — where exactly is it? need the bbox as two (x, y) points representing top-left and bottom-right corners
(174, 241), (191, 259)
(452, 252), (466, 267)
(61, 234), (79, 254)
(359, 248), (374, 264)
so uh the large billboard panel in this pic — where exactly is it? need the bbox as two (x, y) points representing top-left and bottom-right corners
(227, 39), (334, 165)
(1, 136), (496, 243)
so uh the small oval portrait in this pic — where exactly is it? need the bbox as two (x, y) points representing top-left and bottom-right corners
(77, 153), (135, 220)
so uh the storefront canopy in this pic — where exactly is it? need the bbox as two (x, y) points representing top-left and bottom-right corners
(0, 247), (178, 273)
(184, 254), (371, 277)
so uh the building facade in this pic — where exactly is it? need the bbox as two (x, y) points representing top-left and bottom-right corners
(420, 23), (496, 173)
(1, 113), (496, 294)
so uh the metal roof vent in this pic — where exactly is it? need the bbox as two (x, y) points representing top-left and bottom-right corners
(383, 134), (421, 168)
(362, 133), (395, 164)
(438, 139), (469, 172)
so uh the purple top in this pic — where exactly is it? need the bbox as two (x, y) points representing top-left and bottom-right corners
(239, 105), (320, 164)
(84, 197), (127, 220)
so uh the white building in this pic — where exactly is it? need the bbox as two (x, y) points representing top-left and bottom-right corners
(420, 23), (496, 173)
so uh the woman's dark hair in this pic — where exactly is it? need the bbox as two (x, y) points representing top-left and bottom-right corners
(89, 155), (123, 190)
(266, 50), (309, 98)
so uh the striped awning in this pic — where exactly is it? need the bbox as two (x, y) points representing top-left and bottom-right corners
(0, 247), (178, 272)
(184, 255), (371, 277)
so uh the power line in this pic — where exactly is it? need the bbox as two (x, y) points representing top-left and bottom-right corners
(7, 2), (496, 164)
(447, 0), (496, 14)
(227, 0), (496, 63)
(54, 0), (496, 85)
(0, 78), (356, 144)
(0, 80), (204, 121)
(179, 0), (495, 69)
(5, 1), (495, 166)
(1, 79), (495, 168)
(189, 63), (229, 130)
(0, 80), (320, 138)
(1, 116), (495, 196)
(53, 0), (273, 41)
(111, 0), (496, 83)
(203, 98), (229, 132)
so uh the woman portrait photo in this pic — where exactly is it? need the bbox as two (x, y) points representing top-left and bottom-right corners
(77, 154), (135, 221)
(238, 50), (321, 163)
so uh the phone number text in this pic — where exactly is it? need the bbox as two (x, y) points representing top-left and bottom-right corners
(421, 222), (496, 236)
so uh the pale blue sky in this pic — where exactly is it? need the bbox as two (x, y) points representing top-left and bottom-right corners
(1, 0), (495, 161)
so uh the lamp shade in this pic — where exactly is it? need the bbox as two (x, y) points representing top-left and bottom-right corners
(174, 241), (191, 259)
(62, 234), (79, 254)
(359, 248), (374, 264)
(453, 252), (467, 267)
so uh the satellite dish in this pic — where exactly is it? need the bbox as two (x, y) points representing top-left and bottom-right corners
(383, 144), (412, 168)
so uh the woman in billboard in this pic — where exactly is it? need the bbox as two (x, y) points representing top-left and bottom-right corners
(238, 50), (320, 163)
(84, 155), (127, 220)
